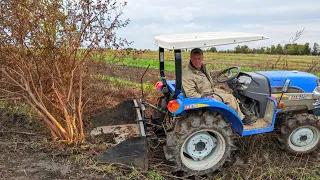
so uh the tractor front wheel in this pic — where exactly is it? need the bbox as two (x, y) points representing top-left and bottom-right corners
(164, 111), (234, 176)
(278, 113), (320, 154)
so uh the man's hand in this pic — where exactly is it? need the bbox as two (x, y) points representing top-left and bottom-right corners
(205, 94), (229, 105)
(205, 94), (214, 98)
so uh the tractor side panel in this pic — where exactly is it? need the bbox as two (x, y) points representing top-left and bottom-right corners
(271, 93), (316, 112)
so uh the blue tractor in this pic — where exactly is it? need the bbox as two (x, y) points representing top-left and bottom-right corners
(91, 32), (320, 175)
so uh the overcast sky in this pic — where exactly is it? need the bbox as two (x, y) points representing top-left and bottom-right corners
(117, 0), (320, 50)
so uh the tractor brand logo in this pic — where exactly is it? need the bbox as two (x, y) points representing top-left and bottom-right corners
(290, 94), (311, 100)
(184, 104), (209, 110)
(271, 93), (312, 101)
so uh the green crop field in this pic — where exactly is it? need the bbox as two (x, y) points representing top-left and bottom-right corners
(98, 50), (320, 77)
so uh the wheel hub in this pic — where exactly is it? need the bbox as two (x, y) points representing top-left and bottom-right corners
(195, 141), (206, 151)
(184, 132), (217, 160)
(290, 127), (314, 147)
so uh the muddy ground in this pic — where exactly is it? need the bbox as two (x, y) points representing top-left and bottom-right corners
(0, 62), (320, 179)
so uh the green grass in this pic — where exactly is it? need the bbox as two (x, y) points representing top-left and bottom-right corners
(102, 50), (320, 76)
(95, 74), (155, 91)
(105, 50), (318, 64)
(94, 55), (320, 78)
(94, 55), (176, 72)
(0, 101), (37, 119)
(146, 170), (164, 180)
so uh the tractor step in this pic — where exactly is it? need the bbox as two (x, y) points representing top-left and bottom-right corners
(244, 118), (271, 130)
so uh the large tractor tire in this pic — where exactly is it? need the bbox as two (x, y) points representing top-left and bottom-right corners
(278, 113), (320, 154)
(164, 111), (234, 176)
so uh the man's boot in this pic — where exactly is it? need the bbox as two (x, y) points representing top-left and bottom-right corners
(242, 115), (258, 125)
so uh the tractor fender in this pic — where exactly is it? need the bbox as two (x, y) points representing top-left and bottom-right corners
(172, 97), (244, 134)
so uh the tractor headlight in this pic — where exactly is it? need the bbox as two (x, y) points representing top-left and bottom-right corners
(313, 86), (320, 97)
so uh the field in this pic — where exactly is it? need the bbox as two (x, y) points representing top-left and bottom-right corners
(102, 50), (320, 77)
(1, 51), (320, 179)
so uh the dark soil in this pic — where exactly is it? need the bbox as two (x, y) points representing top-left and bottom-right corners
(0, 108), (117, 179)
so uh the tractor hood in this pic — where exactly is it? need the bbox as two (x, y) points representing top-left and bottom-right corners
(256, 71), (318, 93)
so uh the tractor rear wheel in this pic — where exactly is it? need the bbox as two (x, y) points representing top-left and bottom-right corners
(278, 113), (320, 154)
(164, 111), (234, 176)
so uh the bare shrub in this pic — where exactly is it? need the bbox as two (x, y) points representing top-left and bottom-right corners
(0, 0), (131, 144)
(306, 58), (320, 73)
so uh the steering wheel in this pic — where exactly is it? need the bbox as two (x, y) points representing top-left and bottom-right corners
(216, 66), (240, 83)
(201, 92), (224, 103)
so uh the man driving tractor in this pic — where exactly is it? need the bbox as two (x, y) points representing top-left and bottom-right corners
(182, 48), (256, 125)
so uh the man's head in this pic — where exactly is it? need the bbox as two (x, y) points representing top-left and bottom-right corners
(190, 48), (203, 70)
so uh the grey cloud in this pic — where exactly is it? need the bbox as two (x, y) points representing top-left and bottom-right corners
(118, 0), (320, 49)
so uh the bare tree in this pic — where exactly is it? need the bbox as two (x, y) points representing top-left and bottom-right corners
(270, 28), (304, 70)
(0, 0), (131, 144)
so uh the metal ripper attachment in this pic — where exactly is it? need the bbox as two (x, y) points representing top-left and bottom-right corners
(90, 100), (148, 170)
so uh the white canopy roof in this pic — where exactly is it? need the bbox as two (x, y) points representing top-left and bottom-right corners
(153, 32), (268, 50)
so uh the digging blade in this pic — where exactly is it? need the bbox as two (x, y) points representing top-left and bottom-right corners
(96, 136), (148, 170)
(91, 99), (148, 170)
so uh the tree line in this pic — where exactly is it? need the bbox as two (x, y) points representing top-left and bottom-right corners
(207, 43), (320, 55)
